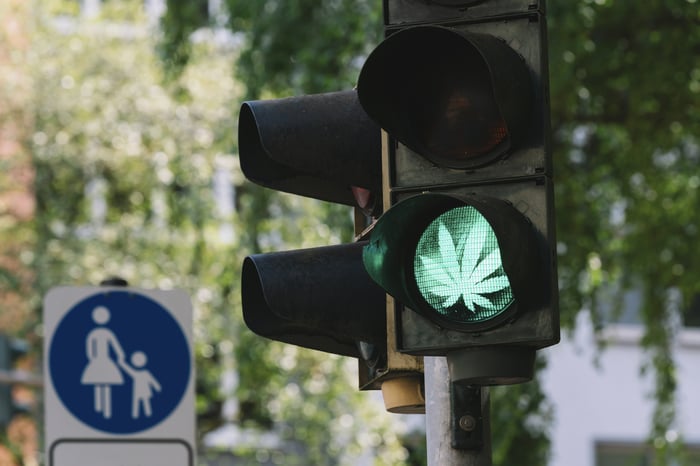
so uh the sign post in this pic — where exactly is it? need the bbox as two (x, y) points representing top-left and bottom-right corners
(43, 286), (195, 466)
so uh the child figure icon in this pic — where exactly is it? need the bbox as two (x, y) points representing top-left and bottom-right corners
(119, 351), (162, 419)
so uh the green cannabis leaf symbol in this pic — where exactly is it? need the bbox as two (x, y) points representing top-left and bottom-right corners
(414, 207), (514, 321)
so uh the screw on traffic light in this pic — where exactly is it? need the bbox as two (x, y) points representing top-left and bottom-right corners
(358, 0), (558, 386)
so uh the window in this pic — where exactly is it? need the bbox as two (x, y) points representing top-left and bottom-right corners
(684, 294), (700, 328)
(596, 443), (649, 466)
(597, 283), (700, 331)
(596, 441), (700, 466)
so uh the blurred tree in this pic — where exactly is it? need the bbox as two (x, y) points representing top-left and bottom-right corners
(0, 0), (34, 334)
(0, 0), (37, 463)
(31, 1), (240, 437)
(162, 0), (382, 97)
(549, 2), (700, 461)
(13, 0), (407, 464)
(0, 0), (693, 463)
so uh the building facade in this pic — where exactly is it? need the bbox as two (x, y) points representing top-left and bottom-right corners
(543, 309), (700, 466)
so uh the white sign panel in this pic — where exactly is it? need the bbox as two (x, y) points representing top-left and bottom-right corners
(43, 286), (195, 466)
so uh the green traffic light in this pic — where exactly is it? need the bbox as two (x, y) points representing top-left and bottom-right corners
(413, 206), (514, 323)
(362, 193), (541, 333)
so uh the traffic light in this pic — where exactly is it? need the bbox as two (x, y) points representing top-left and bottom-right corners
(239, 90), (383, 213)
(0, 334), (30, 428)
(357, 0), (559, 385)
(238, 89), (426, 411)
(242, 242), (385, 359)
(238, 89), (391, 376)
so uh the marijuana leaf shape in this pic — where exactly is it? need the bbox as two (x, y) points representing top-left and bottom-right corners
(415, 208), (513, 318)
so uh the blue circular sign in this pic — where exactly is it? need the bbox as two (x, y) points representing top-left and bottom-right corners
(49, 291), (190, 434)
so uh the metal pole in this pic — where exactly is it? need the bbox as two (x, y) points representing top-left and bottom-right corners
(425, 356), (492, 466)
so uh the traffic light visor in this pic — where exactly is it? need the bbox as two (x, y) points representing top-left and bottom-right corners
(238, 90), (382, 210)
(242, 242), (386, 357)
(358, 26), (533, 169)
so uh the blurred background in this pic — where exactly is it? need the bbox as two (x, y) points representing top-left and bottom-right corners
(1, 0), (699, 465)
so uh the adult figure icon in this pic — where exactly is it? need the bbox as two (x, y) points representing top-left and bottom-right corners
(80, 305), (125, 419)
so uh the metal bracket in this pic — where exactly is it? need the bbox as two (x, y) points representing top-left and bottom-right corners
(451, 384), (484, 450)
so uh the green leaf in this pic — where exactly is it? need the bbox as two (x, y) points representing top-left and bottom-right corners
(414, 206), (514, 322)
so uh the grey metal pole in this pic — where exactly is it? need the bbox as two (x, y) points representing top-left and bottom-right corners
(425, 356), (492, 466)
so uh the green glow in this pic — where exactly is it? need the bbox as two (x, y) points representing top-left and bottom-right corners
(413, 206), (513, 323)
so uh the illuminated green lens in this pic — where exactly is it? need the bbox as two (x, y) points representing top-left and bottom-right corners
(413, 206), (513, 323)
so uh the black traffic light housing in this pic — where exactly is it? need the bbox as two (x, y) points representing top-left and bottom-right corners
(0, 334), (30, 428)
(360, 4), (550, 186)
(242, 242), (385, 359)
(238, 89), (425, 408)
(239, 90), (382, 213)
(238, 90), (385, 357)
(358, 26), (534, 170)
(357, 0), (558, 385)
(383, 0), (542, 25)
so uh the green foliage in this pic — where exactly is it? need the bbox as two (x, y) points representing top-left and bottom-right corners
(25, 2), (408, 463)
(42, 0), (80, 17)
(491, 360), (553, 466)
(229, 0), (382, 97)
(160, 0), (210, 79)
(0, 0), (35, 336)
(30, 12), (242, 440)
(549, 1), (700, 456)
(26, 0), (700, 464)
(163, 0), (383, 97)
